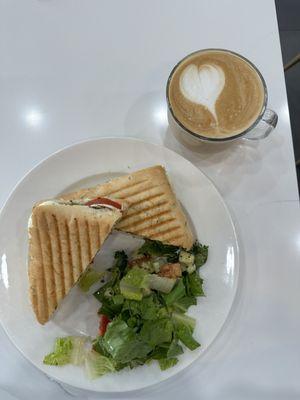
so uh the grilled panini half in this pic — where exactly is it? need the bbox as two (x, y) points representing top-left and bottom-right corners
(28, 200), (123, 324)
(60, 166), (194, 249)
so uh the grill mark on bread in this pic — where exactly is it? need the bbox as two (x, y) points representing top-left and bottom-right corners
(116, 185), (160, 200)
(163, 234), (184, 243)
(148, 225), (182, 239)
(86, 220), (91, 261)
(96, 221), (100, 249)
(120, 209), (174, 230)
(120, 200), (170, 219)
(35, 214), (49, 322)
(75, 218), (83, 274)
(97, 222), (101, 247)
(65, 221), (74, 287)
(128, 192), (165, 207)
(133, 218), (177, 235)
(44, 213), (57, 307)
(54, 215), (65, 297)
(105, 178), (149, 196)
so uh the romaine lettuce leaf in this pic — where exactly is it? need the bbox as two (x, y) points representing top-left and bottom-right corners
(119, 267), (149, 300)
(186, 272), (205, 297)
(93, 336), (110, 357)
(167, 339), (184, 358)
(150, 345), (168, 360)
(147, 274), (176, 293)
(162, 279), (186, 305)
(140, 318), (173, 347)
(191, 242), (208, 268)
(79, 268), (104, 292)
(172, 311), (200, 350)
(70, 337), (87, 365)
(85, 350), (115, 379)
(93, 250), (127, 300)
(172, 311), (196, 331)
(102, 319), (151, 363)
(175, 324), (200, 351)
(173, 296), (197, 312)
(98, 300), (123, 320)
(158, 357), (178, 370)
(139, 295), (162, 320)
(138, 239), (179, 262)
(123, 294), (162, 321)
(43, 336), (86, 366)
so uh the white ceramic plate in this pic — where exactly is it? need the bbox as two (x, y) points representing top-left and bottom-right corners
(0, 138), (238, 392)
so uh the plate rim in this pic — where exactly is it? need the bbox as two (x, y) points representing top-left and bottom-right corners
(0, 137), (240, 393)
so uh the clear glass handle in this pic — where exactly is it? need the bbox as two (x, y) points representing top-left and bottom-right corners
(244, 109), (278, 140)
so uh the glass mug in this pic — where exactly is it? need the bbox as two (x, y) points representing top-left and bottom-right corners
(166, 49), (278, 144)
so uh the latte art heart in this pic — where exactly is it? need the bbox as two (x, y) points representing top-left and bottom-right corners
(168, 50), (265, 138)
(179, 63), (225, 122)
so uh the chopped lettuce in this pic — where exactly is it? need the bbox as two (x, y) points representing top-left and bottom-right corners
(94, 264), (123, 318)
(93, 250), (128, 301)
(43, 336), (86, 366)
(175, 324), (200, 351)
(140, 318), (173, 347)
(43, 337), (73, 366)
(191, 242), (208, 268)
(173, 296), (197, 312)
(93, 336), (111, 357)
(172, 311), (200, 350)
(159, 358), (178, 371)
(97, 300), (123, 320)
(162, 279), (186, 305)
(94, 269), (120, 302)
(185, 272), (205, 297)
(113, 250), (128, 277)
(147, 274), (176, 293)
(120, 267), (149, 300)
(138, 239), (179, 262)
(172, 311), (196, 331)
(139, 295), (161, 320)
(122, 294), (161, 321)
(70, 337), (88, 365)
(79, 268), (105, 292)
(167, 339), (184, 358)
(85, 350), (115, 379)
(102, 319), (151, 363)
(112, 294), (124, 305)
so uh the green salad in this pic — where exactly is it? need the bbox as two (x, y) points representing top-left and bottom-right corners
(43, 239), (208, 378)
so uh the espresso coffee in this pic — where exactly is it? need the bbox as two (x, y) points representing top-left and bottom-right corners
(167, 50), (265, 139)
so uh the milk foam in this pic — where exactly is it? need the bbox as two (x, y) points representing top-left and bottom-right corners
(179, 63), (225, 121)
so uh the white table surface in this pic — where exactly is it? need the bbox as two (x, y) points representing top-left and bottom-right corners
(1, 0), (300, 399)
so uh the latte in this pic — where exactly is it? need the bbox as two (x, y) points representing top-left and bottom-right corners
(167, 50), (265, 139)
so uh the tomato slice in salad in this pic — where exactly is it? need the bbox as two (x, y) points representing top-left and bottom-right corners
(85, 197), (121, 209)
(99, 314), (111, 336)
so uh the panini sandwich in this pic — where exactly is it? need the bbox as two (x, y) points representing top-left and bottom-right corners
(60, 165), (194, 249)
(28, 198), (124, 324)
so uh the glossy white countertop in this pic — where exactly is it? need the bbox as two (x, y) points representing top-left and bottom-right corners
(0, 0), (300, 399)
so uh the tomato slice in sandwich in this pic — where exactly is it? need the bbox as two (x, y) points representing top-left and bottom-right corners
(85, 197), (122, 209)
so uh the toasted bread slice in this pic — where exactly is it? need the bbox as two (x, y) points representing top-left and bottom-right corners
(60, 166), (194, 249)
(28, 201), (122, 324)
